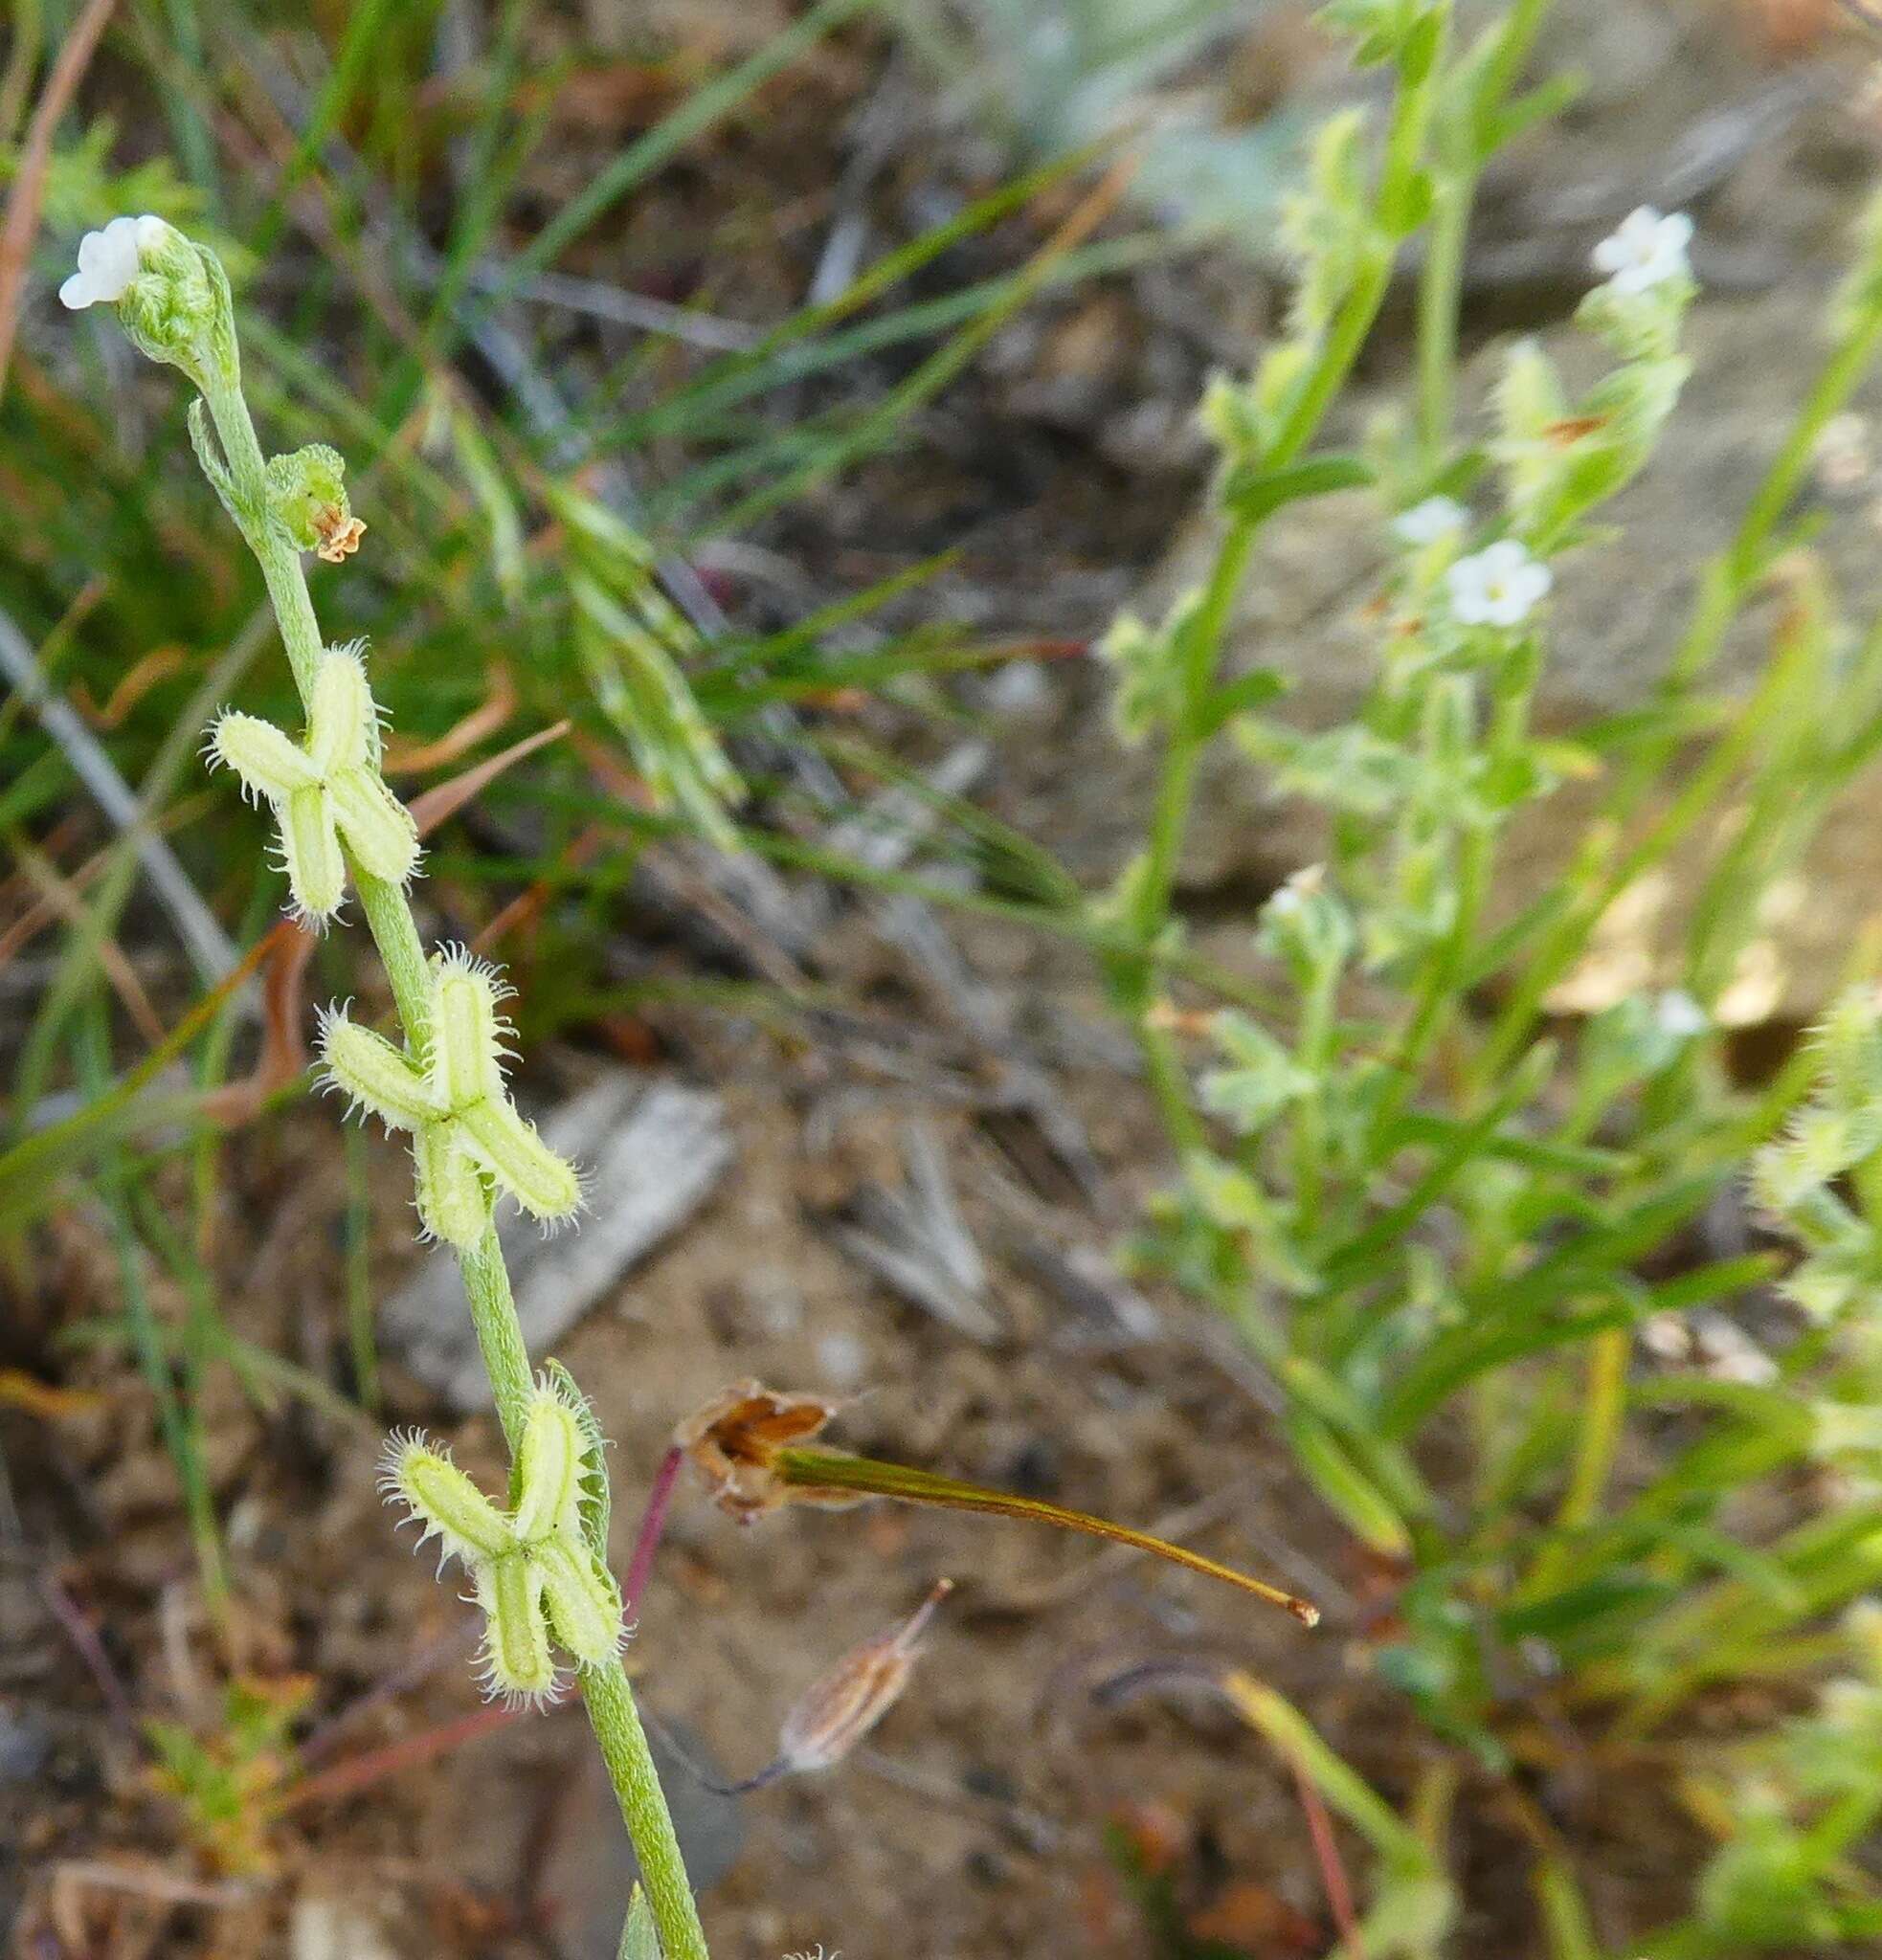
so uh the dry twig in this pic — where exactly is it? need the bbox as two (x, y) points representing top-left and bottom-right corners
(0, 0), (119, 401)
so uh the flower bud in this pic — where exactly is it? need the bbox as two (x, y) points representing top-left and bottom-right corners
(208, 644), (417, 921)
(112, 220), (227, 381)
(280, 783), (346, 919)
(532, 1535), (624, 1668)
(209, 710), (321, 803)
(476, 1551), (559, 1706)
(380, 1431), (516, 1568)
(428, 951), (515, 1111)
(1258, 865), (1355, 985)
(413, 1123), (495, 1249)
(317, 1010), (437, 1131)
(457, 1100), (582, 1227)
(512, 1382), (589, 1545)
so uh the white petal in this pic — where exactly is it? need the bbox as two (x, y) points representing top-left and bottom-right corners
(63, 215), (147, 310)
(1393, 496), (1468, 546)
(1655, 990), (1708, 1038)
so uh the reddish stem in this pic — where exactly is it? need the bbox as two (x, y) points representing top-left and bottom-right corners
(1286, 1750), (1365, 1960)
(277, 1704), (515, 1815)
(40, 1569), (136, 1736)
(621, 1444), (684, 1621)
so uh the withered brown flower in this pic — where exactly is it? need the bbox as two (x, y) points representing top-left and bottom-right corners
(672, 1379), (1319, 1625)
(673, 1380), (854, 1523)
(313, 507), (367, 564)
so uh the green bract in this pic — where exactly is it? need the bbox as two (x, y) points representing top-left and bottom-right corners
(210, 642), (417, 921)
(318, 951), (580, 1248)
(381, 1382), (624, 1705)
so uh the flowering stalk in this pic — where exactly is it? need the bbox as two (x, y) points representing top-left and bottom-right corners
(1473, 180), (1882, 1089)
(1104, 4), (1459, 1152)
(66, 219), (708, 1960)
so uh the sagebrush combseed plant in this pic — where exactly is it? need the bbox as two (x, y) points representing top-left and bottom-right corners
(59, 211), (709, 1960)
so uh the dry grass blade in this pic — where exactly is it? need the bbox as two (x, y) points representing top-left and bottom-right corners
(381, 662), (518, 773)
(0, 0), (119, 401)
(0, 604), (239, 991)
(198, 920), (315, 1124)
(275, 1704), (514, 1816)
(13, 834), (165, 1044)
(405, 719), (571, 836)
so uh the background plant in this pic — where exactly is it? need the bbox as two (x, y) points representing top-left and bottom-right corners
(1089, 0), (1882, 1949)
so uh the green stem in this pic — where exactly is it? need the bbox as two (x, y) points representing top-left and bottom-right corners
(1118, 18), (1452, 1128)
(1695, 302), (1882, 667)
(186, 329), (709, 1960)
(1518, 1323), (1628, 1601)
(1129, 244), (1393, 955)
(462, 1231), (706, 1958)
(354, 868), (435, 1040)
(1417, 174), (1469, 463)
(461, 1229), (539, 1454)
(1378, 647), (1537, 1133)
(1291, 961), (1341, 1234)
(583, 1662), (707, 1947)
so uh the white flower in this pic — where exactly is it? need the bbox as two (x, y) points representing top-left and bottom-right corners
(1264, 864), (1326, 920)
(1653, 989), (1709, 1040)
(58, 213), (170, 310)
(1590, 206), (1693, 298)
(1445, 539), (1552, 629)
(1393, 496), (1468, 546)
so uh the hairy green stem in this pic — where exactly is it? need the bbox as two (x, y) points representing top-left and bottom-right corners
(190, 316), (709, 1960)
(1416, 173), (1468, 462)
(462, 1232), (706, 1954)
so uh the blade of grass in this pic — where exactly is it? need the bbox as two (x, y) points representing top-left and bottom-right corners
(698, 152), (1140, 537)
(484, 0), (874, 304)
(83, 1010), (228, 1627)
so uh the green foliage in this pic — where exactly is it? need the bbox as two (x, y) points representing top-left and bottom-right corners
(146, 1676), (311, 1875)
(1085, 0), (1882, 1949)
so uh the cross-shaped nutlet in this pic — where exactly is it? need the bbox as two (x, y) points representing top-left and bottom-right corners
(382, 1380), (623, 1704)
(209, 641), (418, 922)
(317, 948), (580, 1249)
